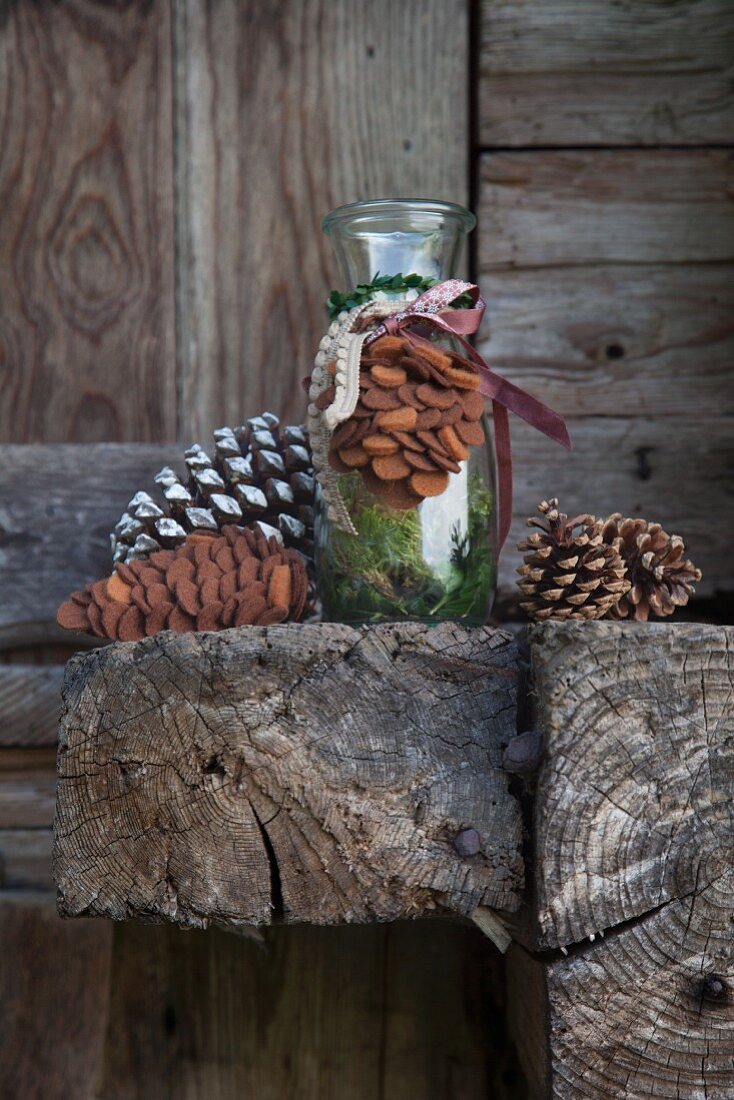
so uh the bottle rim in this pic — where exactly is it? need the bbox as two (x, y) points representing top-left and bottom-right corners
(322, 198), (476, 235)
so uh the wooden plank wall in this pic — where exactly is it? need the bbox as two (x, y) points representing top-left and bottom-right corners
(478, 1), (734, 597)
(0, 1), (732, 1095)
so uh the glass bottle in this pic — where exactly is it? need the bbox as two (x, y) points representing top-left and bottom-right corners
(315, 199), (497, 625)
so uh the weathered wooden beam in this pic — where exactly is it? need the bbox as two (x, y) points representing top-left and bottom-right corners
(516, 622), (734, 1099)
(54, 623), (523, 928)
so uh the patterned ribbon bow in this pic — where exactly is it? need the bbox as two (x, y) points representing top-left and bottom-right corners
(365, 279), (572, 549)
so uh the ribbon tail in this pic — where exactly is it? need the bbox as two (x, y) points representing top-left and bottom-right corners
(491, 402), (513, 551)
(479, 370), (572, 452)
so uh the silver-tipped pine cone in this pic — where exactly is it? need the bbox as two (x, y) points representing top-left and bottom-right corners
(110, 415), (315, 567)
(601, 514), (701, 621)
(517, 499), (630, 622)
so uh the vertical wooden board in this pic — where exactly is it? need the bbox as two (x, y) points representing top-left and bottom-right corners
(480, 0), (734, 146)
(0, 1), (176, 443)
(479, 151), (734, 268)
(174, 0), (470, 439)
(0, 831), (53, 891)
(0, 896), (111, 1100)
(100, 922), (496, 1100)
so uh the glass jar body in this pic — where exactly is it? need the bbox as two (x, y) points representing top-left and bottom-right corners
(315, 200), (498, 625)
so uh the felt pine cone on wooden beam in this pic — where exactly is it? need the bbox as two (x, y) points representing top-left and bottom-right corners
(601, 514), (702, 621)
(111, 417), (314, 566)
(327, 335), (485, 510)
(517, 499), (630, 622)
(57, 525), (309, 642)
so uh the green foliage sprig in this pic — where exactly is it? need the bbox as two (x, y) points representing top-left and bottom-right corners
(326, 272), (473, 320)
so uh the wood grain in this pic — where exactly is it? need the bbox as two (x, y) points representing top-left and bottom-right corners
(0, 1), (176, 443)
(100, 920), (498, 1100)
(55, 623), (523, 926)
(480, 0), (734, 146)
(0, 443), (178, 641)
(0, 748), (56, 828)
(527, 622), (734, 1098)
(0, 830), (53, 891)
(500, 416), (733, 597)
(478, 265), (734, 417)
(0, 666), (64, 746)
(479, 151), (734, 268)
(174, 0), (469, 439)
(0, 895), (111, 1100)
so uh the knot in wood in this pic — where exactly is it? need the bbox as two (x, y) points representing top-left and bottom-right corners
(702, 974), (730, 1005)
(453, 828), (481, 858)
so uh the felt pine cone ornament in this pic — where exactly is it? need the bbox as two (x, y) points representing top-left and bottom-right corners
(327, 335), (485, 510)
(517, 499), (630, 621)
(111, 416), (314, 566)
(57, 525), (309, 642)
(601, 514), (702, 620)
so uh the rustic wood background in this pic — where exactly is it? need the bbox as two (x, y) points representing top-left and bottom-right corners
(0, 1), (731, 1096)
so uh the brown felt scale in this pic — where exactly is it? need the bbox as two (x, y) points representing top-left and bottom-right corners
(328, 336), (485, 509)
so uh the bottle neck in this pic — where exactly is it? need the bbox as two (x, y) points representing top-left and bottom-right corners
(323, 199), (475, 291)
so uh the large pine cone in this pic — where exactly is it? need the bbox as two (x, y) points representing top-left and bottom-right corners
(326, 335), (485, 510)
(517, 499), (630, 621)
(57, 525), (309, 641)
(601, 514), (702, 620)
(111, 416), (314, 565)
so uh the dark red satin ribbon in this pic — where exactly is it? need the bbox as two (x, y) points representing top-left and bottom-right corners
(374, 299), (571, 550)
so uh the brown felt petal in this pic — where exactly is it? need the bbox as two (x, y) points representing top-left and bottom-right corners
(115, 563), (138, 586)
(361, 387), (402, 412)
(219, 570), (238, 602)
(221, 525), (241, 546)
(404, 450), (440, 473)
(375, 478), (423, 511)
(221, 596), (238, 627)
(410, 471), (450, 498)
(238, 558), (261, 586)
(368, 336), (405, 360)
(413, 343), (451, 372)
(149, 550), (176, 569)
(460, 391), (485, 421)
(363, 434), (399, 456)
(197, 602), (224, 632)
(137, 566), (163, 587)
(175, 577), (201, 617)
(214, 546), (236, 573)
(196, 559), (222, 584)
(289, 565), (308, 621)
(193, 541), (213, 566)
(415, 383), (455, 410)
(338, 445), (370, 468)
(444, 365), (480, 391)
(328, 449), (353, 474)
(415, 407), (442, 430)
(146, 582), (171, 609)
(397, 384), (425, 410)
(389, 430), (424, 453)
(117, 605), (145, 642)
(400, 355), (430, 380)
(371, 454), (412, 481)
(427, 450), (461, 474)
(70, 588), (93, 607)
(330, 419), (360, 451)
(375, 407), (417, 432)
(166, 557), (196, 587)
(102, 602), (127, 639)
(455, 419), (485, 446)
(168, 606), (196, 633)
(267, 565), (292, 610)
(130, 586), (152, 614)
(438, 425), (469, 462)
(370, 364), (407, 388)
(200, 577), (221, 606)
(234, 596), (268, 627)
(255, 606), (288, 626)
(107, 573), (132, 604)
(145, 602), (173, 636)
(232, 537), (252, 565)
(90, 579), (110, 610)
(86, 602), (106, 638)
(439, 404), (463, 427)
(57, 600), (92, 632)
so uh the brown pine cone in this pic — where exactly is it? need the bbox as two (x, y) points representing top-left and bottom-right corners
(517, 499), (630, 621)
(328, 335), (485, 508)
(601, 514), (702, 620)
(57, 525), (309, 642)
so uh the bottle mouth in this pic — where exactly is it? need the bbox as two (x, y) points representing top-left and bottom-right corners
(323, 198), (476, 236)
